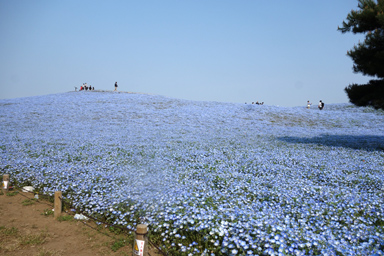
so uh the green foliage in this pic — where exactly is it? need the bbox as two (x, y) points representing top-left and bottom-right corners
(345, 79), (384, 109)
(110, 238), (127, 252)
(41, 208), (54, 216)
(0, 226), (19, 236)
(108, 226), (123, 235)
(56, 215), (73, 222)
(6, 191), (19, 196)
(20, 232), (48, 245)
(22, 199), (37, 206)
(338, 0), (384, 77)
(339, 0), (384, 109)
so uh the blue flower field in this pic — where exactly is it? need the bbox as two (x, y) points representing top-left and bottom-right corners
(1, 91), (384, 255)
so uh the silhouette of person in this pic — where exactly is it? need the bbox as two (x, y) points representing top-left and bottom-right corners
(318, 100), (324, 110)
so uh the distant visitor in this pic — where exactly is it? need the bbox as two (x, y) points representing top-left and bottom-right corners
(114, 82), (118, 91)
(318, 100), (324, 110)
(307, 100), (312, 109)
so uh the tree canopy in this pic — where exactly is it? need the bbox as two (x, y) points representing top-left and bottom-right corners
(338, 0), (384, 109)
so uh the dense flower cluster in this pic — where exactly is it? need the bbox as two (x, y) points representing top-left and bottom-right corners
(1, 91), (384, 255)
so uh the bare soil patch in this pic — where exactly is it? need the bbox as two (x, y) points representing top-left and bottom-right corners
(0, 190), (162, 256)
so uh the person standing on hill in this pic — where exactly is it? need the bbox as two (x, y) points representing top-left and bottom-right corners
(114, 82), (118, 91)
(307, 100), (312, 109)
(318, 100), (324, 110)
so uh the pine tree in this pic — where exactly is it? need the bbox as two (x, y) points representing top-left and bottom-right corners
(338, 0), (384, 109)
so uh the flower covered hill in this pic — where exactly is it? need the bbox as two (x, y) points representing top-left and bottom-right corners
(1, 91), (384, 256)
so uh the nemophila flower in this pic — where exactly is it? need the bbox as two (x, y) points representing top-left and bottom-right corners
(1, 93), (384, 255)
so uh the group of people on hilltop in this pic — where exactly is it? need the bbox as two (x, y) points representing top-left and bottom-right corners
(75, 81), (119, 92)
(79, 83), (94, 91)
(245, 101), (264, 105)
(307, 100), (324, 110)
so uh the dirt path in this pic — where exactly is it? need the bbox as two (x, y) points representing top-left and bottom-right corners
(0, 190), (162, 256)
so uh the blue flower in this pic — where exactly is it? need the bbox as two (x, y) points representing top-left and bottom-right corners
(1, 94), (383, 255)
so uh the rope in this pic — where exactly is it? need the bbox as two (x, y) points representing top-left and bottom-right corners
(4, 185), (168, 256)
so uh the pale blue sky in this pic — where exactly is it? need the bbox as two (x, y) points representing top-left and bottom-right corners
(0, 0), (370, 106)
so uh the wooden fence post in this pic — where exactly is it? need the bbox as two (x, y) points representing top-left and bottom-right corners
(133, 224), (148, 256)
(54, 191), (62, 219)
(2, 174), (9, 192)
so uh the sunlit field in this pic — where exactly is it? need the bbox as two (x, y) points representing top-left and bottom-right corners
(1, 91), (383, 255)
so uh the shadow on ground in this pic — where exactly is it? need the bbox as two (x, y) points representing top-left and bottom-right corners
(278, 135), (384, 151)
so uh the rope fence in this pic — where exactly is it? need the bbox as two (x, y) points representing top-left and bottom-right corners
(1, 173), (167, 256)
